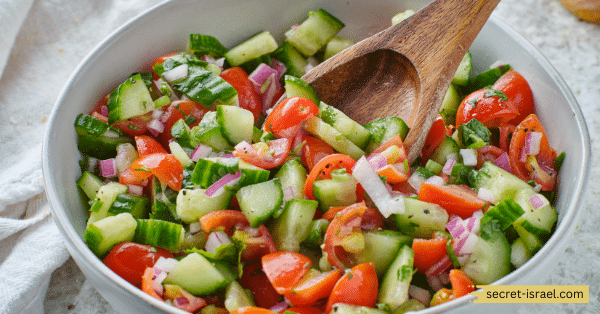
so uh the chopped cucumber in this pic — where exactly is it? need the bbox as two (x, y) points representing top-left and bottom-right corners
(187, 34), (228, 58)
(176, 188), (234, 223)
(171, 119), (197, 149)
(283, 75), (320, 105)
(429, 135), (460, 166)
(451, 51), (472, 86)
(224, 281), (255, 312)
(480, 199), (525, 231)
(107, 193), (150, 219)
(462, 64), (512, 95)
(438, 83), (461, 125)
(134, 219), (184, 252)
(318, 102), (371, 149)
(224, 31), (278, 67)
(312, 171), (358, 211)
(169, 141), (193, 168)
(271, 199), (318, 252)
(76, 171), (104, 200)
(84, 213), (137, 257)
(238, 160), (270, 187)
(461, 221), (511, 285)
(107, 73), (156, 124)
(74, 114), (133, 160)
(191, 111), (234, 152)
(286, 9), (345, 57)
(394, 198), (449, 238)
(351, 230), (413, 277)
(217, 105), (254, 146)
(303, 116), (365, 160)
(323, 36), (354, 60)
(512, 188), (557, 240)
(511, 237), (532, 268)
(87, 182), (129, 226)
(274, 158), (307, 200)
(164, 252), (230, 295)
(378, 245), (415, 310)
(191, 157), (237, 189)
(272, 43), (307, 78)
(363, 117), (410, 153)
(236, 179), (283, 228)
(473, 162), (532, 202)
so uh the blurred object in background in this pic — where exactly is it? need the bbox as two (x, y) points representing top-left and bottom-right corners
(558, 0), (600, 24)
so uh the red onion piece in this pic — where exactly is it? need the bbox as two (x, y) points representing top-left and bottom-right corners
(162, 64), (189, 82)
(189, 222), (202, 235)
(127, 184), (144, 196)
(261, 74), (280, 113)
(147, 118), (165, 136)
(446, 216), (467, 239)
(243, 226), (261, 237)
(366, 153), (388, 170)
(201, 55), (225, 69)
(190, 144), (213, 162)
(270, 58), (287, 79)
(284, 24), (299, 37)
(234, 141), (256, 155)
(425, 255), (452, 277)
(269, 301), (289, 313)
(454, 232), (479, 255)
(442, 158), (456, 175)
(439, 271), (451, 285)
(282, 186), (298, 202)
(529, 194), (549, 210)
(205, 172), (242, 197)
(524, 131), (543, 156)
(100, 158), (117, 178)
(152, 109), (164, 120)
(152, 272), (166, 297)
(427, 275), (444, 292)
(100, 105), (109, 117)
(493, 152), (512, 173)
(407, 172), (427, 192)
(409, 285), (432, 306)
(205, 231), (232, 254)
(249, 63), (278, 87)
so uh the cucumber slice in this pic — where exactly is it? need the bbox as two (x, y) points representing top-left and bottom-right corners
(462, 64), (512, 95)
(217, 105), (254, 146)
(236, 179), (283, 228)
(87, 182), (129, 226)
(271, 199), (318, 252)
(284, 75), (320, 105)
(171, 119), (197, 149)
(191, 158), (236, 189)
(224, 31), (278, 67)
(169, 141), (194, 168)
(481, 199), (525, 231)
(84, 213), (137, 257)
(286, 9), (345, 57)
(438, 83), (461, 126)
(363, 117), (410, 153)
(512, 188), (557, 239)
(378, 245), (415, 310)
(164, 252), (230, 295)
(134, 219), (184, 252)
(176, 188), (234, 223)
(461, 222), (511, 285)
(272, 43), (307, 78)
(274, 158), (307, 200)
(107, 193), (150, 219)
(187, 34), (228, 58)
(74, 114), (133, 160)
(77, 171), (104, 200)
(303, 116), (365, 160)
(107, 73), (156, 124)
(394, 198), (449, 238)
(238, 160), (270, 187)
(429, 135), (460, 166)
(191, 111), (234, 152)
(323, 36), (354, 60)
(350, 230), (413, 277)
(473, 162), (532, 202)
(451, 51), (472, 86)
(312, 171), (358, 211)
(318, 102), (371, 149)
(511, 237), (532, 268)
(224, 281), (255, 312)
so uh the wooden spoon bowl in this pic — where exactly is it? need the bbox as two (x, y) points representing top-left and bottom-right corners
(302, 0), (501, 161)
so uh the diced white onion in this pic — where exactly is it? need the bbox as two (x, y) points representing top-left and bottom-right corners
(460, 148), (478, 166)
(407, 172), (427, 192)
(352, 156), (404, 217)
(269, 302), (289, 313)
(162, 64), (189, 82)
(190, 144), (213, 162)
(147, 118), (165, 136)
(454, 232), (479, 255)
(525, 131), (543, 156)
(152, 109), (164, 120)
(103, 129), (120, 138)
(153, 257), (179, 273)
(127, 184), (144, 196)
(423, 175), (445, 186)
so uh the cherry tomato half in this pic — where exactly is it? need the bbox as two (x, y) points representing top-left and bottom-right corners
(103, 242), (174, 286)
(262, 252), (312, 294)
(130, 153), (183, 191)
(155, 100), (210, 148)
(263, 97), (319, 136)
(283, 269), (342, 307)
(421, 115), (448, 163)
(135, 135), (167, 157)
(221, 67), (263, 123)
(233, 138), (291, 169)
(456, 88), (520, 128)
(325, 262), (379, 314)
(417, 183), (486, 219)
(239, 262), (281, 309)
(301, 136), (335, 170)
(492, 69), (535, 125)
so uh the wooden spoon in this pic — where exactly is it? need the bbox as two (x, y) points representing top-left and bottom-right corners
(301, 0), (501, 161)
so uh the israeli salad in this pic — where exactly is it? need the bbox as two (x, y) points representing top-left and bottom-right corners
(74, 8), (564, 314)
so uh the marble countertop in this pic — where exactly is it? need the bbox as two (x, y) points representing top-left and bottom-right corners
(42, 0), (600, 313)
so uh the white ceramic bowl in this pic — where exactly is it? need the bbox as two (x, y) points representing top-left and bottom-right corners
(43, 0), (591, 313)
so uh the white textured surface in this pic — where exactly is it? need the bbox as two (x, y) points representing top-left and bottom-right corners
(0, 0), (597, 313)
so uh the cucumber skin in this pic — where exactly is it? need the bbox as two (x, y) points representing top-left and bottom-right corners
(274, 158), (307, 200)
(473, 162), (532, 202)
(84, 213), (137, 258)
(134, 219), (184, 252)
(461, 227), (511, 285)
(378, 245), (415, 310)
(217, 105), (254, 146)
(74, 114), (133, 160)
(107, 73), (156, 124)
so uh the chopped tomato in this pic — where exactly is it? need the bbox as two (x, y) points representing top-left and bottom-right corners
(141, 267), (164, 300)
(90, 94), (110, 116)
(135, 135), (167, 157)
(233, 138), (291, 169)
(220, 67), (262, 123)
(263, 97), (319, 138)
(231, 307), (277, 314)
(112, 112), (153, 136)
(476, 145), (505, 169)
(151, 52), (179, 79)
(417, 183), (486, 219)
(498, 123), (517, 152)
(283, 307), (323, 314)
(411, 237), (448, 274)
(492, 69), (535, 125)
(325, 262), (379, 314)
(421, 115), (448, 163)
(91, 111), (109, 124)
(323, 202), (370, 270)
(456, 88), (520, 128)
(104, 242), (174, 286)
(321, 206), (384, 231)
(119, 167), (148, 186)
(163, 285), (207, 313)
(303, 154), (357, 200)
(449, 269), (475, 299)
(284, 269), (342, 307)
(239, 262), (282, 309)
(262, 252), (312, 294)
(200, 210), (249, 235)
(508, 114), (557, 191)
(155, 100), (210, 147)
(301, 136), (335, 170)
(130, 153), (183, 191)
(234, 225), (277, 261)
(430, 287), (453, 307)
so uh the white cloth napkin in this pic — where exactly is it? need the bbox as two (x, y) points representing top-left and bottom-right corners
(0, 0), (162, 313)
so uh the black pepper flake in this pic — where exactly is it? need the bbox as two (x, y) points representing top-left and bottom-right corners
(423, 209), (430, 214)
(182, 190), (187, 196)
(408, 215), (414, 219)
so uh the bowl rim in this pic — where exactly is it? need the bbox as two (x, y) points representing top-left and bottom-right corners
(42, 1), (591, 312)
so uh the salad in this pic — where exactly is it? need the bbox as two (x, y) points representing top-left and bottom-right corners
(74, 7), (564, 314)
